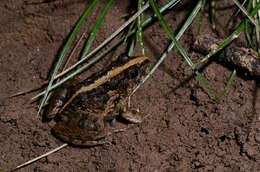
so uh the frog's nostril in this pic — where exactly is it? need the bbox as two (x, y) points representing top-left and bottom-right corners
(78, 119), (85, 129)
(61, 115), (69, 123)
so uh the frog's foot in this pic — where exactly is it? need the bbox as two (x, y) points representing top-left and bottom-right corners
(121, 109), (143, 123)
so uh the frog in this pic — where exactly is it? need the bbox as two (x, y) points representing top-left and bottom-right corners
(46, 55), (149, 146)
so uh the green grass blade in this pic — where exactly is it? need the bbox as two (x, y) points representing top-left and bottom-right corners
(81, 0), (114, 60)
(55, 0), (180, 80)
(196, 24), (244, 65)
(53, 3), (150, 79)
(132, 0), (202, 95)
(137, 0), (146, 56)
(216, 70), (236, 100)
(234, 0), (248, 16)
(245, 19), (257, 51)
(244, 0), (254, 50)
(145, 0), (235, 99)
(124, 21), (137, 56)
(197, 0), (206, 34)
(253, 0), (260, 52)
(142, 0), (180, 26)
(55, 0), (179, 81)
(210, 0), (216, 30)
(148, 0), (195, 69)
(195, 71), (217, 99)
(128, 30), (137, 56)
(32, 0), (181, 100)
(245, 0), (257, 51)
(232, 0), (260, 31)
(196, 2), (260, 65)
(33, 37), (122, 100)
(37, 0), (99, 116)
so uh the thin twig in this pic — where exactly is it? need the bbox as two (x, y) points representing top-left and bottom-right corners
(13, 144), (68, 171)
(13, 111), (152, 171)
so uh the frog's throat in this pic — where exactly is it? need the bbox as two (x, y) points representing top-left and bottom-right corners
(59, 56), (148, 113)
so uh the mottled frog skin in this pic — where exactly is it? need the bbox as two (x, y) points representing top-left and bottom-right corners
(46, 55), (149, 146)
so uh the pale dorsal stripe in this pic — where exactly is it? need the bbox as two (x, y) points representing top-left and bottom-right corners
(59, 56), (148, 112)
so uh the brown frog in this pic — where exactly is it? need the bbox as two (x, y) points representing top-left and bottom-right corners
(46, 55), (149, 146)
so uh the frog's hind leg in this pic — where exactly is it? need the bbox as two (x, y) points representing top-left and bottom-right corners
(80, 127), (131, 146)
(102, 90), (120, 121)
(80, 123), (149, 147)
(45, 88), (68, 119)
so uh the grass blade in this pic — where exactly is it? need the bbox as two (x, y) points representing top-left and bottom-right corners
(53, 3), (150, 80)
(197, 0), (206, 34)
(81, 0), (114, 60)
(146, 0), (235, 99)
(253, 0), (260, 52)
(196, 2), (260, 65)
(133, 0), (202, 95)
(137, 0), (146, 55)
(32, 0), (181, 100)
(232, 0), (260, 31)
(148, 0), (195, 69)
(210, 0), (216, 30)
(37, 0), (99, 116)
(216, 70), (236, 100)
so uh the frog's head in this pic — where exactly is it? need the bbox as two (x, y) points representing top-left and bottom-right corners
(117, 55), (149, 84)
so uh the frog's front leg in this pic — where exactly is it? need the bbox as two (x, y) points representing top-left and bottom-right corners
(46, 78), (81, 119)
(102, 90), (120, 118)
(103, 88), (144, 124)
(118, 81), (144, 123)
(46, 87), (68, 119)
(118, 97), (143, 124)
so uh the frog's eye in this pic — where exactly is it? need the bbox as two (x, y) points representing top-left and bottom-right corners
(78, 119), (86, 129)
(60, 115), (69, 123)
(129, 68), (139, 79)
(121, 55), (129, 62)
(136, 62), (142, 68)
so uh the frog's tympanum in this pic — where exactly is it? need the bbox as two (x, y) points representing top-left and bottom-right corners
(46, 55), (149, 146)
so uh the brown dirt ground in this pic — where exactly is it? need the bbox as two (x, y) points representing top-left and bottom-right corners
(0, 0), (260, 171)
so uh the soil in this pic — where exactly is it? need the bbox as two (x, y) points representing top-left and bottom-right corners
(0, 0), (260, 171)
